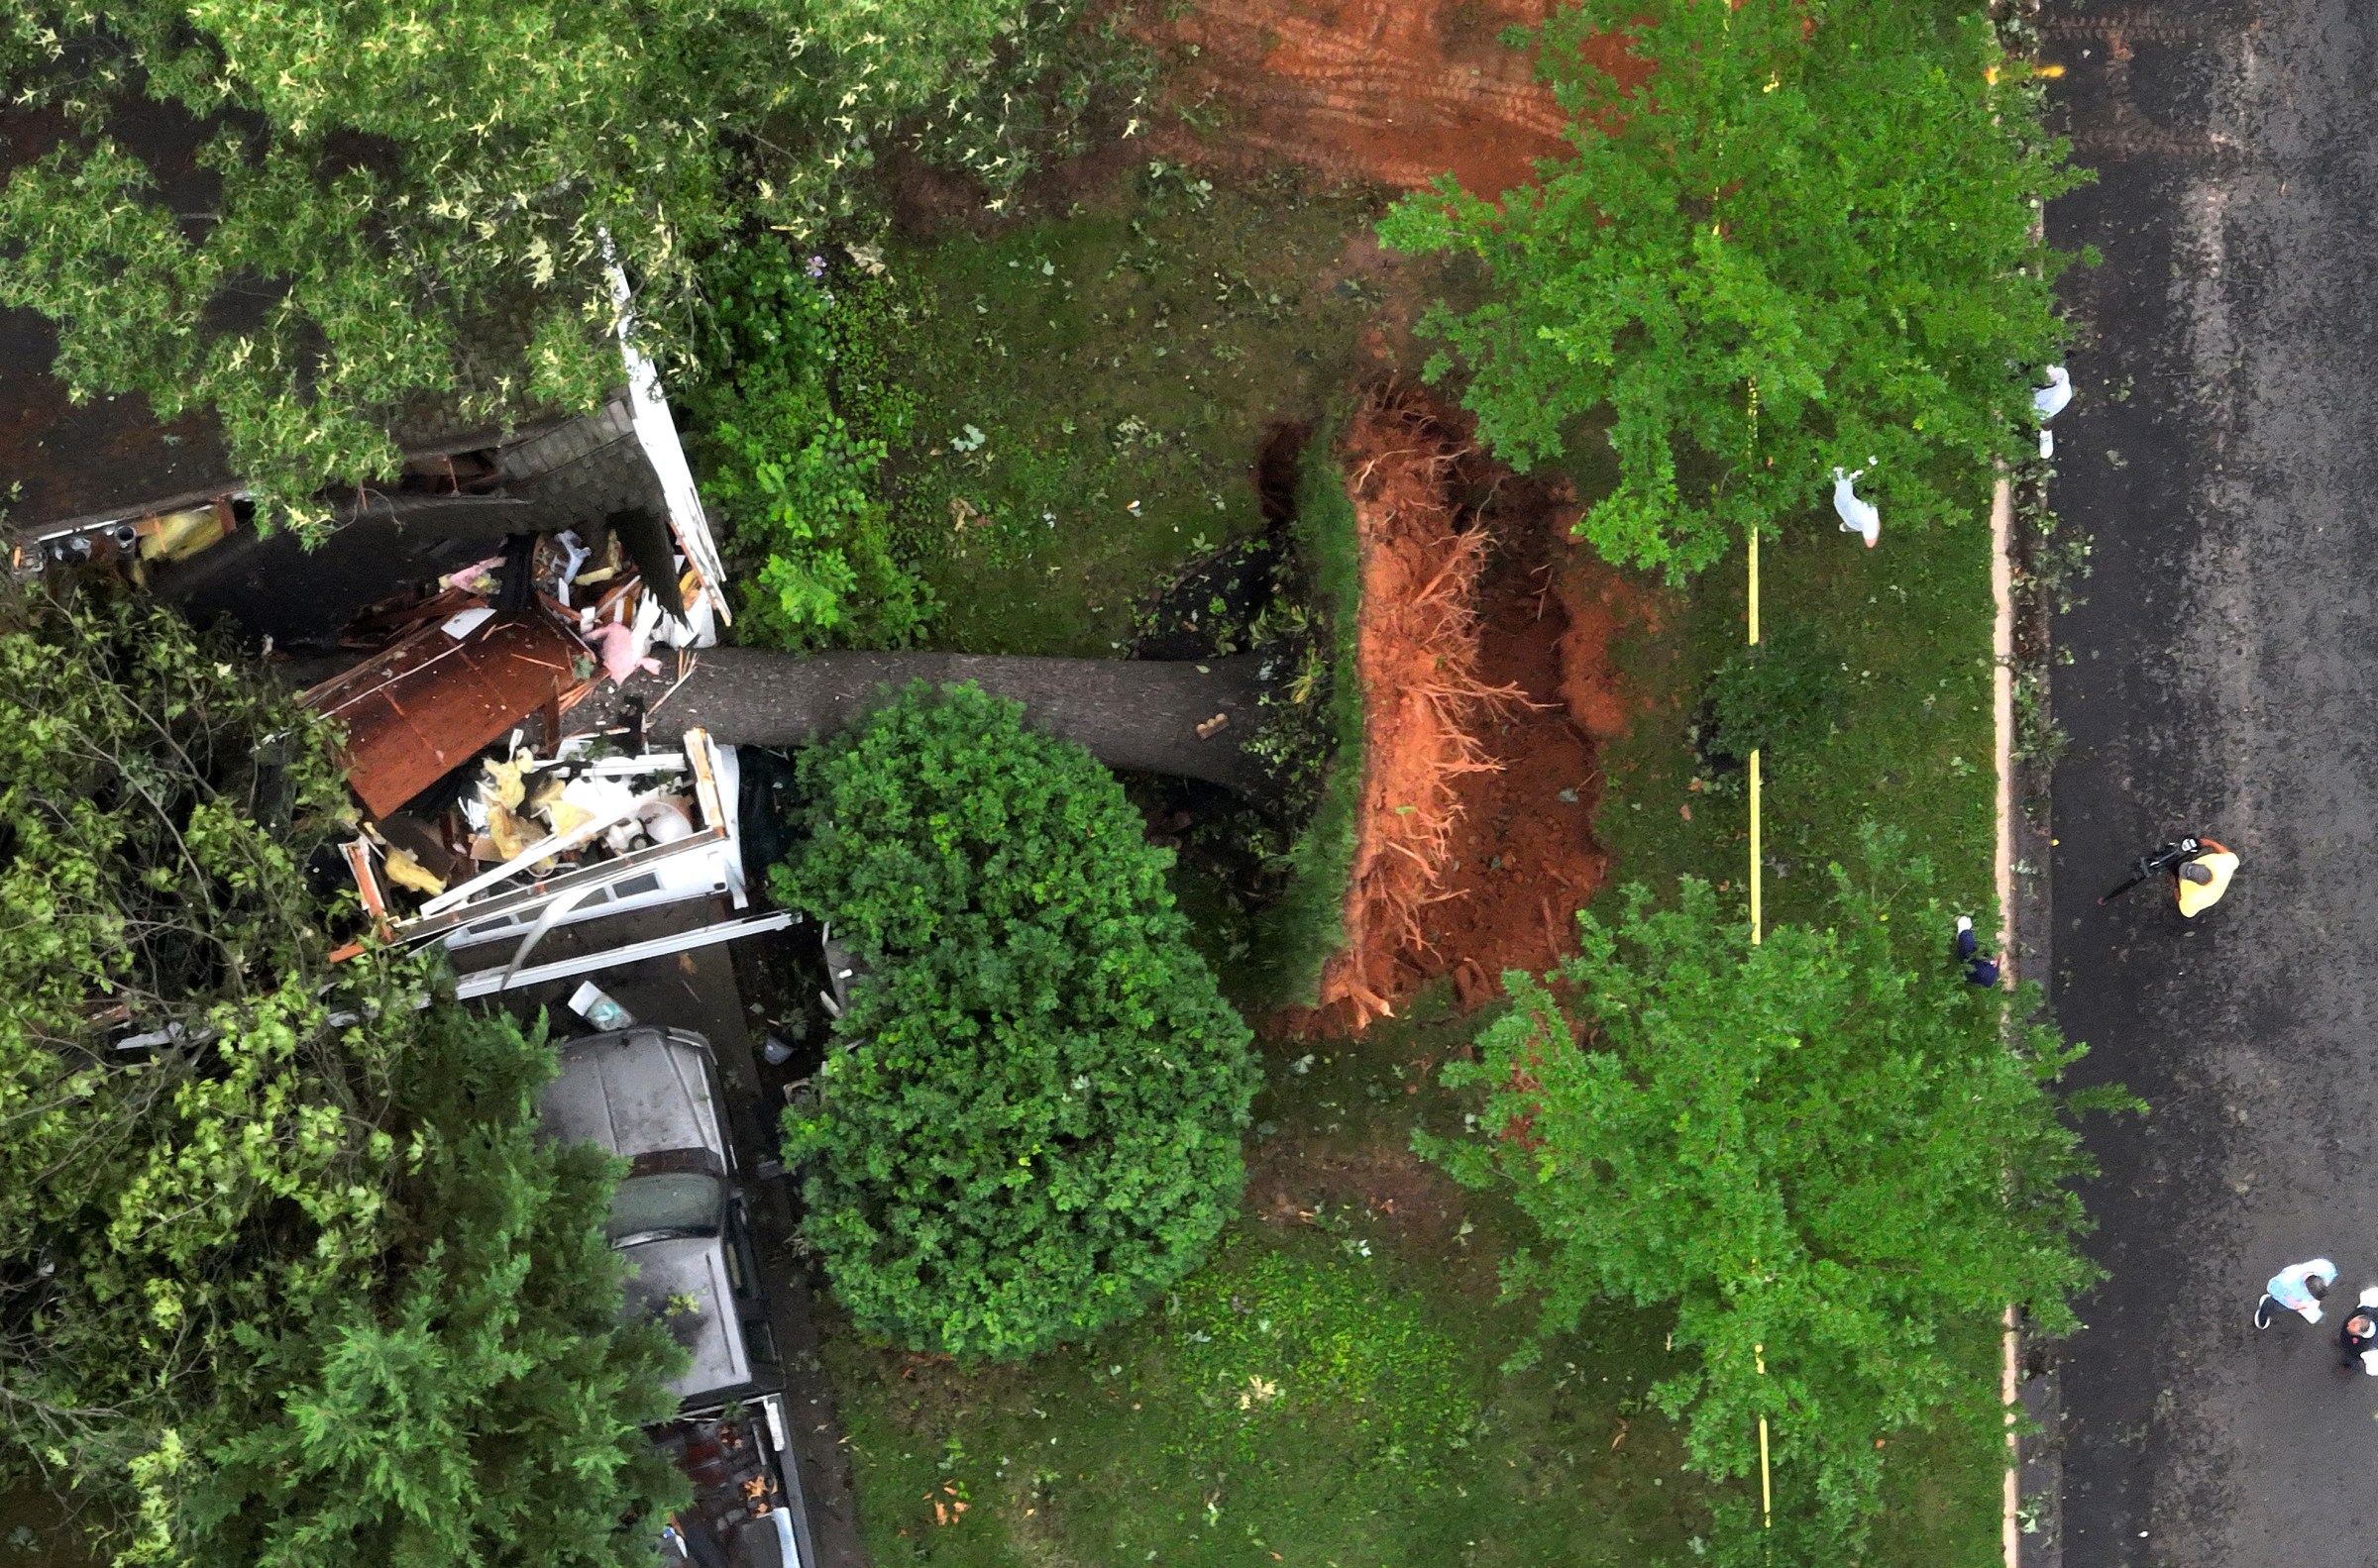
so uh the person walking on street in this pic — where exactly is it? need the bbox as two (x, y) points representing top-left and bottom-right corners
(2340, 1291), (2378, 1374)
(2257, 1257), (2337, 1328)
(1953, 915), (2000, 987)
(2099, 835), (2240, 917)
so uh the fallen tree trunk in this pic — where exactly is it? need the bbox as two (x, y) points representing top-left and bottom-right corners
(588, 648), (1272, 792)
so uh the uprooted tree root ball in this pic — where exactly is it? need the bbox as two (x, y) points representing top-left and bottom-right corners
(1300, 390), (1627, 1034)
(1317, 392), (1526, 1027)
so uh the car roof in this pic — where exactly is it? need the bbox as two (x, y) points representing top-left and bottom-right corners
(540, 1026), (726, 1163)
(622, 1234), (755, 1403)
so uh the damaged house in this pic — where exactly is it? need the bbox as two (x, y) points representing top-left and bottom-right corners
(10, 299), (794, 995)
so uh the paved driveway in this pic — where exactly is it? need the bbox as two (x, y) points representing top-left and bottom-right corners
(2045, 1), (2378, 1563)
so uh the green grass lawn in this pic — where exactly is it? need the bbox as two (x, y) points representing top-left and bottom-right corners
(804, 156), (2010, 1568)
(1567, 479), (2010, 1563)
(1586, 494), (2000, 932)
(847, 165), (1396, 657)
(821, 1002), (1714, 1568)
(820, 995), (2004, 1568)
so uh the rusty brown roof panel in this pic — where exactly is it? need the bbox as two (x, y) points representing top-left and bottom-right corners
(305, 609), (583, 817)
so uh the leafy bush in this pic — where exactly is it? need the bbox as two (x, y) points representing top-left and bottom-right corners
(777, 683), (1259, 1360)
(0, 580), (682, 1558)
(1425, 825), (2129, 1563)
(690, 245), (931, 648)
(1379, 0), (2090, 575)
(1701, 619), (1844, 773)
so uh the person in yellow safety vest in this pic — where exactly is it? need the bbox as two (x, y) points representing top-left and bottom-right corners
(2097, 835), (2239, 915)
(2174, 838), (2238, 917)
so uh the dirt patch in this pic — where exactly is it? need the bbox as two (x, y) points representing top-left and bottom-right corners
(1413, 516), (1611, 1014)
(1555, 561), (1663, 747)
(1144, 0), (1573, 194)
(1292, 391), (1622, 1033)
(1246, 1132), (1468, 1249)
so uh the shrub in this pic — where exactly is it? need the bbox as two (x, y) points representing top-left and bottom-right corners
(1424, 825), (2130, 1563)
(777, 683), (1259, 1360)
(1378, 0), (2090, 576)
(689, 245), (931, 649)
(1700, 619), (1844, 774)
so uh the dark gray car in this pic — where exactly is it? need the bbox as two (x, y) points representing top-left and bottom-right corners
(539, 1026), (808, 1566)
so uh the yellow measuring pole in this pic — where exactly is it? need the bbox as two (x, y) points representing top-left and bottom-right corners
(1756, 1342), (1774, 1535)
(1748, 527), (1762, 946)
(1751, 535), (1773, 1543)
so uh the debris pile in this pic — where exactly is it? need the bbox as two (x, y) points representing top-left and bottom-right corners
(303, 519), (714, 817)
(656, 1399), (809, 1567)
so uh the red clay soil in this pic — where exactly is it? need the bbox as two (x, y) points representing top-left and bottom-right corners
(1144, 0), (1573, 194)
(1300, 392), (1626, 1032)
(1418, 539), (1614, 1013)
(1556, 562), (1659, 749)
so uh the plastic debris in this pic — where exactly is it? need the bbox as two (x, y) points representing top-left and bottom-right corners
(440, 555), (505, 596)
(550, 530), (592, 608)
(440, 605), (495, 640)
(586, 619), (663, 683)
(569, 981), (634, 1030)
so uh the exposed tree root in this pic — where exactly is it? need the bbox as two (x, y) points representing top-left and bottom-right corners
(1319, 389), (1533, 1027)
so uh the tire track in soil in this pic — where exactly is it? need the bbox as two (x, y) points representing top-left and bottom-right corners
(1143, 0), (1577, 195)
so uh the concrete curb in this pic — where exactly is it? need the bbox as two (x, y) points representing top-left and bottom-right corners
(1995, 474), (2020, 1568)
(2000, 462), (2065, 1568)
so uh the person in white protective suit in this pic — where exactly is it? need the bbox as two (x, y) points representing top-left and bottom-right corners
(1831, 464), (1880, 548)
(2034, 366), (2073, 458)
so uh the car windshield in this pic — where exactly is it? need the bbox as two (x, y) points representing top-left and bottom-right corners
(606, 1172), (725, 1245)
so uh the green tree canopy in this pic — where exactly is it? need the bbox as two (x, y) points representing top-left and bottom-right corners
(0, 581), (682, 1564)
(128, 1009), (687, 1568)
(778, 682), (1259, 1360)
(1426, 827), (2127, 1562)
(1378, 0), (2090, 575)
(0, 0), (1061, 524)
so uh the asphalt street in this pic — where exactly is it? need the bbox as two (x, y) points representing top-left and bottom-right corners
(2044, 1), (2378, 1563)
